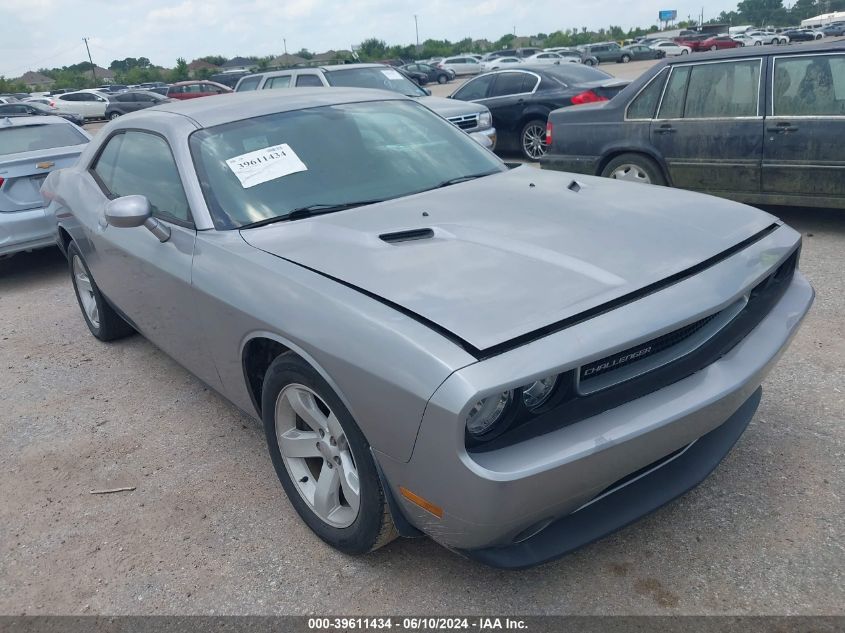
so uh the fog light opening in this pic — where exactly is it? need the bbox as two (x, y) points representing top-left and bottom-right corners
(512, 517), (555, 544)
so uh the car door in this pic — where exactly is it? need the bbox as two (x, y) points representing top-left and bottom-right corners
(450, 73), (495, 103)
(650, 58), (764, 195)
(85, 130), (216, 382)
(477, 71), (538, 146)
(763, 52), (845, 201)
(115, 93), (139, 113)
(82, 93), (107, 118)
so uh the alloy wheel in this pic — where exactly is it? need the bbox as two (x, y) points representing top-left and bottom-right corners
(274, 384), (360, 528)
(609, 163), (651, 184)
(522, 123), (547, 160)
(72, 255), (99, 328)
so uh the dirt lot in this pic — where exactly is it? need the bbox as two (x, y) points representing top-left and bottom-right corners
(0, 203), (842, 615)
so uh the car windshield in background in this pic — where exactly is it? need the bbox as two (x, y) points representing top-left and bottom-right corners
(190, 100), (504, 229)
(539, 64), (613, 85)
(324, 67), (427, 97)
(0, 123), (88, 155)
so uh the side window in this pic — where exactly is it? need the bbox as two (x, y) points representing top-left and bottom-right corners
(237, 76), (261, 91)
(93, 132), (191, 224)
(657, 65), (691, 119)
(266, 75), (292, 89)
(627, 68), (669, 119)
(684, 60), (760, 118)
(116, 94), (134, 102)
(773, 55), (845, 116)
(296, 74), (323, 87)
(489, 72), (529, 97)
(452, 74), (495, 100)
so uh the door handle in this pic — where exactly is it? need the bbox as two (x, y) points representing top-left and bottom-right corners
(654, 125), (676, 134)
(767, 123), (798, 133)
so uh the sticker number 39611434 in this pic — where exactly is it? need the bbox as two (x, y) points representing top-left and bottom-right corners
(225, 143), (308, 188)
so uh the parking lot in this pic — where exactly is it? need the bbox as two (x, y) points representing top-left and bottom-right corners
(2, 51), (843, 617)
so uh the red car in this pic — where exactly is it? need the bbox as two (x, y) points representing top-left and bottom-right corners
(700, 35), (743, 51)
(673, 34), (707, 51)
(167, 80), (232, 100)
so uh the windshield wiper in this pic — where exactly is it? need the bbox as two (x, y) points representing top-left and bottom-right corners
(238, 199), (385, 230)
(431, 171), (500, 190)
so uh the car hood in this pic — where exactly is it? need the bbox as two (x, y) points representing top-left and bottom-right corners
(417, 95), (488, 118)
(241, 167), (776, 353)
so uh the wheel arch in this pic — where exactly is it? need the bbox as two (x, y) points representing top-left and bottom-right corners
(597, 148), (672, 186)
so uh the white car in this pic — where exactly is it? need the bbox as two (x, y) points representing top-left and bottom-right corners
(438, 56), (482, 75)
(480, 56), (522, 71)
(650, 41), (692, 56)
(747, 30), (790, 44)
(522, 52), (569, 65)
(53, 90), (110, 120)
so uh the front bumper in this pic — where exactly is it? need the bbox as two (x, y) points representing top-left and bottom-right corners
(470, 126), (496, 150)
(376, 264), (813, 563)
(0, 206), (57, 257)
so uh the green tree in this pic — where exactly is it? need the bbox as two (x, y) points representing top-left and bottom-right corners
(169, 57), (190, 82)
(358, 38), (387, 60)
(199, 55), (227, 66)
(736, 0), (788, 26)
(0, 76), (27, 92)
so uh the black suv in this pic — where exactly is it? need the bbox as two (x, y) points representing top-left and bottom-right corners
(541, 42), (845, 209)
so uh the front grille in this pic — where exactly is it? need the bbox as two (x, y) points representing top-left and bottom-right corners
(579, 311), (721, 382)
(469, 248), (799, 453)
(448, 113), (479, 130)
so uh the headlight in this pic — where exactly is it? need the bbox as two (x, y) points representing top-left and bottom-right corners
(478, 111), (492, 129)
(466, 390), (513, 438)
(521, 375), (559, 410)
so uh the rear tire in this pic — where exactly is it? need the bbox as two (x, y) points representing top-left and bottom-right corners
(68, 242), (134, 341)
(601, 153), (666, 186)
(621, 54), (631, 63)
(584, 58), (595, 66)
(520, 119), (547, 162)
(710, 45), (718, 51)
(261, 353), (398, 554)
(681, 49), (689, 55)
(437, 74), (447, 84)
(108, 111), (120, 120)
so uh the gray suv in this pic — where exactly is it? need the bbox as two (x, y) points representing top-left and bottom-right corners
(234, 63), (496, 147)
(582, 42), (623, 64)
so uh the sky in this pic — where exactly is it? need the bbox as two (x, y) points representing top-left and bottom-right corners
(0, 0), (740, 78)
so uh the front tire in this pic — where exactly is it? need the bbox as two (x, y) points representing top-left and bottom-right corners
(520, 119), (547, 161)
(584, 58), (595, 66)
(601, 153), (666, 186)
(68, 242), (134, 341)
(261, 353), (397, 554)
(108, 111), (120, 120)
(437, 74), (447, 84)
(620, 54), (631, 63)
(710, 45), (718, 51)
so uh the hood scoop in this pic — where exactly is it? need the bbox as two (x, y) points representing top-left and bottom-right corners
(379, 228), (434, 244)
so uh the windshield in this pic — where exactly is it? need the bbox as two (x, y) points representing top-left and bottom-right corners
(324, 67), (427, 97)
(190, 100), (504, 229)
(0, 123), (88, 155)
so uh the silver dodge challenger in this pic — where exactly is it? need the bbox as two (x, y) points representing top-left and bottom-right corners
(43, 88), (814, 568)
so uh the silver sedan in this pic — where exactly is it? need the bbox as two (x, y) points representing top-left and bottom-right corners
(43, 88), (813, 568)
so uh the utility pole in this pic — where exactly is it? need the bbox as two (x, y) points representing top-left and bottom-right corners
(414, 15), (419, 52)
(283, 38), (288, 55)
(82, 37), (96, 83)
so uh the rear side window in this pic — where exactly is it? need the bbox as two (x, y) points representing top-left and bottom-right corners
(627, 68), (669, 119)
(296, 75), (323, 87)
(657, 65), (691, 118)
(0, 123), (88, 155)
(684, 60), (760, 118)
(237, 76), (261, 92)
(266, 75), (292, 89)
(489, 72), (531, 97)
(92, 131), (191, 223)
(773, 55), (845, 116)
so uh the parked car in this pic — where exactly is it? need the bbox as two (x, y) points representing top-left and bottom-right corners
(782, 29), (822, 42)
(233, 64), (496, 147)
(0, 116), (90, 256)
(480, 56), (522, 71)
(0, 101), (84, 126)
(401, 63), (453, 84)
(399, 67), (429, 86)
(438, 56), (483, 75)
(487, 47), (543, 59)
(42, 88), (813, 569)
(541, 42), (845, 210)
(104, 90), (171, 120)
(651, 41), (692, 56)
(821, 23), (845, 37)
(701, 35), (743, 51)
(674, 33), (709, 51)
(617, 44), (665, 62)
(581, 42), (623, 64)
(0, 96), (19, 104)
(449, 65), (628, 160)
(746, 30), (790, 45)
(168, 81), (233, 100)
(53, 90), (110, 120)
(732, 34), (762, 46)
(521, 52), (567, 65)
(543, 47), (590, 63)
(97, 84), (129, 93)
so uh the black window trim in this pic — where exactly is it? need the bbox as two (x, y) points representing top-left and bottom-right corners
(482, 70), (542, 100)
(87, 128), (196, 229)
(624, 66), (670, 121)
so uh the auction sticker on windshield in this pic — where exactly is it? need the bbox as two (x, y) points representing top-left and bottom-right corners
(226, 143), (307, 188)
(381, 69), (403, 80)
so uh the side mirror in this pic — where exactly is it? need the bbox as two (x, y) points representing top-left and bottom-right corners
(104, 195), (170, 242)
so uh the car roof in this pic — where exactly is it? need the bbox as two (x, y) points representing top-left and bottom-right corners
(143, 87), (409, 128)
(659, 39), (843, 66)
(0, 114), (73, 128)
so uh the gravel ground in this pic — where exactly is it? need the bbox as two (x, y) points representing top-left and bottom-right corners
(0, 205), (842, 616)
